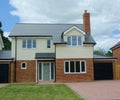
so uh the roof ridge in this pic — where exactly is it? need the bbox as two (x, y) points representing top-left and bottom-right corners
(111, 41), (120, 50)
(16, 23), (83, 25)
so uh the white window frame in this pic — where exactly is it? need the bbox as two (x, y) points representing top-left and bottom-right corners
(22, 39), (36, 49)
(64, 60), (86, 74)
(47, 40), (51, 48)
(38, 62), (55, 81)
(67, 36), (82, 46)
(21, 62), (27, 69)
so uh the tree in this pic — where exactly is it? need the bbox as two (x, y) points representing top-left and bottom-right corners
(105, 50), (112, 56)
(0, 21), (11, 50)
(94, 48), (106, 56)
(94, 47), (112, 56)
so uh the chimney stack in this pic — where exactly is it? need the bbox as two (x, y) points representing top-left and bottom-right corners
(83, 10), (91, 34)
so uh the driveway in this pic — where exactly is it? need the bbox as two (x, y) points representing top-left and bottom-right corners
(67, 80), (120, 100)
(0, 84), (8, 88)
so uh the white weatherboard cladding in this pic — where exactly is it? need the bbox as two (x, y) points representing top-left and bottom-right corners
(56, 28), (93, 58)
(56, 44), (93, 58)
(11, 37), (55, 60)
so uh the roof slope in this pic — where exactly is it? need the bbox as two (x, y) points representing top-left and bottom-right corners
(0, 50), (13, 60)
(94, 54), (116, 59)
(9, 23), (96, 44)
(111, 41), (120, 50)
(35, 53), (55, 59)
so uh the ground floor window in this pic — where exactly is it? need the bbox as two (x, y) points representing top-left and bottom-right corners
(21, 62), (27, 69)
(64, 60), (86, 74)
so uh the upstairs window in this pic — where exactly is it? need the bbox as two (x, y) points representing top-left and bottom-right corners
(67, 36), (82, 46)
(47, 40), (51, 48)
(22, 39), (36, 49)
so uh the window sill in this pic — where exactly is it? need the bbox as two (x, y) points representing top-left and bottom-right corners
(64, 72), (86, 74)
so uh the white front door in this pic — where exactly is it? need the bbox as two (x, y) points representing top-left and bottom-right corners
(38, 62), (54, 81)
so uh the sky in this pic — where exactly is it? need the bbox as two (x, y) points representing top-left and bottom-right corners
(0, 0), (120, 51)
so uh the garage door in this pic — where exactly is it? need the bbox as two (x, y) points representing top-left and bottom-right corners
(94, 63), (113, 80)
(0, 64), (9, 83)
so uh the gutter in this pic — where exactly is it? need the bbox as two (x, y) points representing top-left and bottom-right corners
(14, 37), (17, 82)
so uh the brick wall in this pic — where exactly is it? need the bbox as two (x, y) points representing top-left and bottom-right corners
(55, 58), (94, 82)
(83, 10), (91, 34)
(16, 60), (36, 82)
(113, 48), (120, 64)
(112, 48), (120, 79)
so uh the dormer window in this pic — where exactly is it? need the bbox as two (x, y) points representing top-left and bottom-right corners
(67, 36), (82, 46)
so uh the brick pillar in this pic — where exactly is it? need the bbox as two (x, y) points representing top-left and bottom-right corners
(10, 62), (15, 83)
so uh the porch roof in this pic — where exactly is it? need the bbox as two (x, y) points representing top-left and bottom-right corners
(35, 53), (55, 59)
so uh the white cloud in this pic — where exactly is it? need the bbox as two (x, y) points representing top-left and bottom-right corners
(3, 32), (10, 37)
(9, 0), (120, 50)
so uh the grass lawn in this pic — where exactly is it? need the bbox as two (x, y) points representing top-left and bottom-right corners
(0, 84), (83, 100)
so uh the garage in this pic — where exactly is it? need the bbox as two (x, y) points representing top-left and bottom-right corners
(94, 63), (113, 80)
(0, 51), (14, 83)
(94, 54), (116, 80)
(0, 64), (9, 83)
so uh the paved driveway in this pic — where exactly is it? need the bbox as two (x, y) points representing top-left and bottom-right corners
(67, 80), (120, 100)
(0, 84), (8, 88)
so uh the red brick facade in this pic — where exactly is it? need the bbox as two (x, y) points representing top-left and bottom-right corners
(113, 48), (120, 65)
(55, 58), (94, 82)
(15, 60), (36, 82)
(112, 47), (120, 79)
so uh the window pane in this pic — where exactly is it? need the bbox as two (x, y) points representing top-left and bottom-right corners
(39, 63), (42, 80)
(70, 61), (74, 72)
(81, 61), (85, 72)
(65, 62), (69, 72)
(76, 61), (80, 72)
(22, 63), (25, 67)
(27, 40), (32, 48)
(51, 63), (54, 80)
(21, 62), (27, 69)
(72, 36), (77, 46)
(47, 40), (51, 48)
(33, 40), (36, 48)
(67, 36), (71, 45)
(22, 40), (26, 48)
(78, 37), (81, 45)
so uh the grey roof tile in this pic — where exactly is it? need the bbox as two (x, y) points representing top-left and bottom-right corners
(84, 34), (96, 45)
(35, 53), (55, 59)
(0, 50), (13, 60)
(93, 54), (116, 59)
(9, 23), (95, 44)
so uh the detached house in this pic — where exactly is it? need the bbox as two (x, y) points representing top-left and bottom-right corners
(9, 10), (96, 82)
(0, 10), (118, 83)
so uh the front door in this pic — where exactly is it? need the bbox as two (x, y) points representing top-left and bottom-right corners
(43, 63), (50, 80)
(38, 62), (54, 81)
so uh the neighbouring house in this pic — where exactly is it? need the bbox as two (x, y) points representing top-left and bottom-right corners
(0, 34), (14, 83)
(111, 41), (120, 79)
(0, 10), (118, 83)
